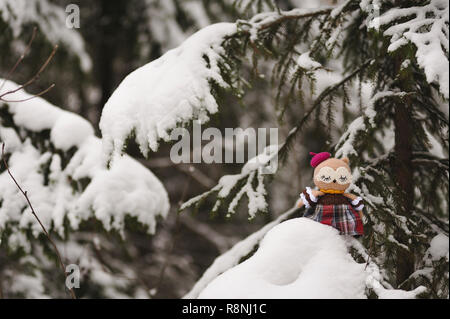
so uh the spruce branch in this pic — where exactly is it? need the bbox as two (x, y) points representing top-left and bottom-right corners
(278, 58), (374, 161)
(0, 43), (57, 102)
(256, 7), (333, 31)
(179, 58), (374, 217)
(0, 26), (37, 92)
(1, 143), (76, 299)
(230, 6), (333, 40)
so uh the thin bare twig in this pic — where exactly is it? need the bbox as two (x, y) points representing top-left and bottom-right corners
(0, 83), (56, 103)
(0, 27), (37, 92)
(0, 44), (58, 101)
(1, 143), (76, 299)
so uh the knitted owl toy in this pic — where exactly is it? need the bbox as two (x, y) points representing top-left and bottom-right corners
(297, 152), (364, 237)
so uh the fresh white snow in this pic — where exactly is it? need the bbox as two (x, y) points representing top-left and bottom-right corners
(0, 79), (169, 241)
(428, 233), (449, 261)
(198, 218), (367, 299)
(296, 51), (322, 70)
(184, 207), (297, 299)
(191, 216), (427, 299)
(365, 0), (449, 98)
(181, 145), (278, 218)
(99, 23), (237, 160)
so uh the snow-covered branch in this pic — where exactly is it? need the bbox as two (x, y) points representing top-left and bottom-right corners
(365, 0), (449, 98)
(0, 80), (169, 241)
(100, 23), (237, 160)
(99, 6), (337, 161)
(180, 145), (277, 218)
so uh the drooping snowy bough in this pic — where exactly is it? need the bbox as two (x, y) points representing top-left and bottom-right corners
(0, 80), (169, 297)
(180, 144), (279, 218)
(99, 23), (237, 160)
(0, 80), (169, 237)
(98, 7), (344, 163)
(362, 0), (449, 99)
(98, 7), (339, 218)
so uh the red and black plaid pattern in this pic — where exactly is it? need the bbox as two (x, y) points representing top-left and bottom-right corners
(304, 204), (364, 236)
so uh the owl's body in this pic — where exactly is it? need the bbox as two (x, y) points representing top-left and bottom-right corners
(302, 190), (364, 236)
(298, 152), (364, 237)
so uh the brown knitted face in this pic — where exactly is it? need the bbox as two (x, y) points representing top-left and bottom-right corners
(313, 157), (352, 191)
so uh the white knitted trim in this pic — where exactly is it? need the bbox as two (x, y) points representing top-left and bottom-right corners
(351, 197), (363, 206)
(354, 204), (364, 211)
(305, 187), (318, 202)
(300, 193), (310, 208)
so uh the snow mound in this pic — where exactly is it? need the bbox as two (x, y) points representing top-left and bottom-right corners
(198, 218), (367, 299)
(99, 23), (237, 160)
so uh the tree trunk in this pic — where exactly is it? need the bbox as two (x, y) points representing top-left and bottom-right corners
(393, 98), (415, 287)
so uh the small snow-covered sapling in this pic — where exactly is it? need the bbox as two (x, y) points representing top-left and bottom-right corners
(297, 152), (364, 237)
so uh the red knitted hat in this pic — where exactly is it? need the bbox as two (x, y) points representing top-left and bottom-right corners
(309, 152), (331, 167)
